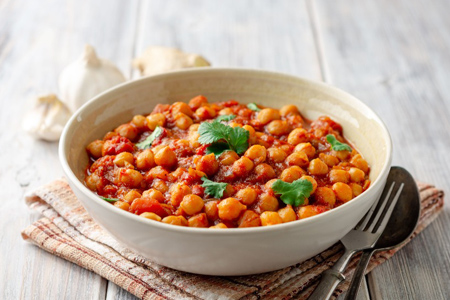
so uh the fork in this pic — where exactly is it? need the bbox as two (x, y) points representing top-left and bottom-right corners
(308, 179), (404, 300)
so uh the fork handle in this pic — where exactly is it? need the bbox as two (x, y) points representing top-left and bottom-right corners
(344, 249), (375, 300)
(308, 249), (355, 300)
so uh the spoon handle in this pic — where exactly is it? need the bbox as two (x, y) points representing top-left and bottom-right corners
(344, 249), (375, 300)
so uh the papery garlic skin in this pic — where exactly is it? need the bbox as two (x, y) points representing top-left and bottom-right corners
(59, 45), (126, 112)
(22, 94), (72, 141)
(133, 46), (210, 76)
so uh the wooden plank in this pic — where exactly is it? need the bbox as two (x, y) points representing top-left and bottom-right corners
(0, 0), (139, 299)
(314, 0), (450, 298)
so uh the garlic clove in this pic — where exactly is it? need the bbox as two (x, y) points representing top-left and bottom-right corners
(22, 94), (72, 141)
(59, 45), (127, 112)
(132, 46), (210, 76)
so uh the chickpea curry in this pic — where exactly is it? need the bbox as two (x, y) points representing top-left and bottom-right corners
(85, 96), (370, 228)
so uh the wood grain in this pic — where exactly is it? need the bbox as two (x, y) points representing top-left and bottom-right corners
(314, 0), (450, 298)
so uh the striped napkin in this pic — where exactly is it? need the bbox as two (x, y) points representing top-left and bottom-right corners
(21, 179), (443, 299)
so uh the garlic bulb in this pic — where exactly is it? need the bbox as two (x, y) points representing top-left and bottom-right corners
(22, 94), (72, 141)
(59, 45), (126, 112)
(133, 46), (210, 76)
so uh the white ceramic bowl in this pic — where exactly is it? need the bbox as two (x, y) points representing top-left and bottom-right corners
(59, 68), (392, 276)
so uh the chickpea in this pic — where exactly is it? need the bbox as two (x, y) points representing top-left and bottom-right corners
(135, 149), (155, 170)
(229, 122), (242, 128)
(188, 213), (209, 228)
(117, 168), (143, 188)
(131, 115), (147, 129)
(278, 205), (297, 223)
(152, 180), (169, 193)
(140, 212), (162, 221)
(218, 108), (233, 115)
(146, 113), (166, 130)
(244, 145), (267, 164)
(114, 152), (134, 167)
(257, 108), (281, 125)
(188, 130), (201, 148)
(363, 180), (371, 190)
(300, 175), (318, 194)
(238, 210), (261, 228)
(279, 104), (300, 117)
(235, 187), (258, 205)
(217, 198), (246, 221)
(189, 95), (208, 110)
(260, 211), (283, 226)
(195, 106), (217, 120)
(170, 183), (192, 206)
(332, 182), (353, 202)
(298, 205), (327, 219)
(349, 167), (365, 182)
(189, 123), (200, 131)
(351, 154), (369, 174)
(146, 166), (169, 181)
(319, 153), (339, 167)
(265, 179), (278, 192)
(280, 166), (305, 182)
(114, 201), (130, 211)
(258, 193), (279, 212)
(286, 152), (309, 167)
(171, 102), (194, 117)
(334, 150), (351, 161)
(162, 215), (188, 226)
(204, 200), (219, 221)
(123, 190), (142, 203)
(86, 140), (104, 158)
(86, 173), (102, 191)
(222, 184), (236, 198)
(287, 128), (308, 146)
(151, 144), (166, 154)
(267, 147), (287, 163)
(232, 156), (254, 177)
(315, 187), (336, 207)
(254, 163), (276, 182)
(210, 223), (228, 229)
(243, 125), (257, 144)
(219, 151), (239, 166)
(308, 158), (329, 176)
(350, 183), (363, 197)
(294, 143), (316, 159)
(114, 124), (138, 141)
(180, 194), (205, 215)
(154, 146), (177, 169)
(267, 120), (290, 136)
(174, 112), (193, 130)
(196, 153), (219, 176)
(142, 188), (165, 202)
(168, 167), (187, 182)
(329, 169), (350, 184)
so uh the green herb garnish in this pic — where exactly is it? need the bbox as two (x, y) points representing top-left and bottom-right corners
(201, 177), (228, 198)
(99, 196), (119, 203)
(272, 179), (313, 207)
(215, 114), (236, 122)
(198, 119), (249, 156)
(326, 134), (352, 151)
(247, 103), (261, 111)
(136, 126), (163, 149)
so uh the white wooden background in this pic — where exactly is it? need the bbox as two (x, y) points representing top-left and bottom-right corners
(1, 0), (449, 299)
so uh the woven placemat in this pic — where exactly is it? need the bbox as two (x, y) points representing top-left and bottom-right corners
(22, 179), (444, 299)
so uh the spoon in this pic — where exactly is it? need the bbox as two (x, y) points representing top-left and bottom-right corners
(344, 166), (421, 300)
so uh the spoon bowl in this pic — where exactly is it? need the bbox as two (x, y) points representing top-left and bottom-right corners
(345, 166), (421, 299)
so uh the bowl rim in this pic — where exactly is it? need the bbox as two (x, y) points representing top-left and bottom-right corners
(59, 67), (392, 235)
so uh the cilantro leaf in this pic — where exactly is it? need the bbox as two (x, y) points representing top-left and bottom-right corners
(198, 120), (249, 155)
(326, 134), (352, 151)
(99, 196), (119, 203)
(215, 114), (236, 122)
(201, 177), (228, 198)
(136, 126), (163, 149)
(205, 142), (230, 156)
(247, 103), (261, 111)
(272, 179), (313, 207)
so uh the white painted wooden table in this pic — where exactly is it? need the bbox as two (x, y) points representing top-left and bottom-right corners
(1, 0), (449, 299)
